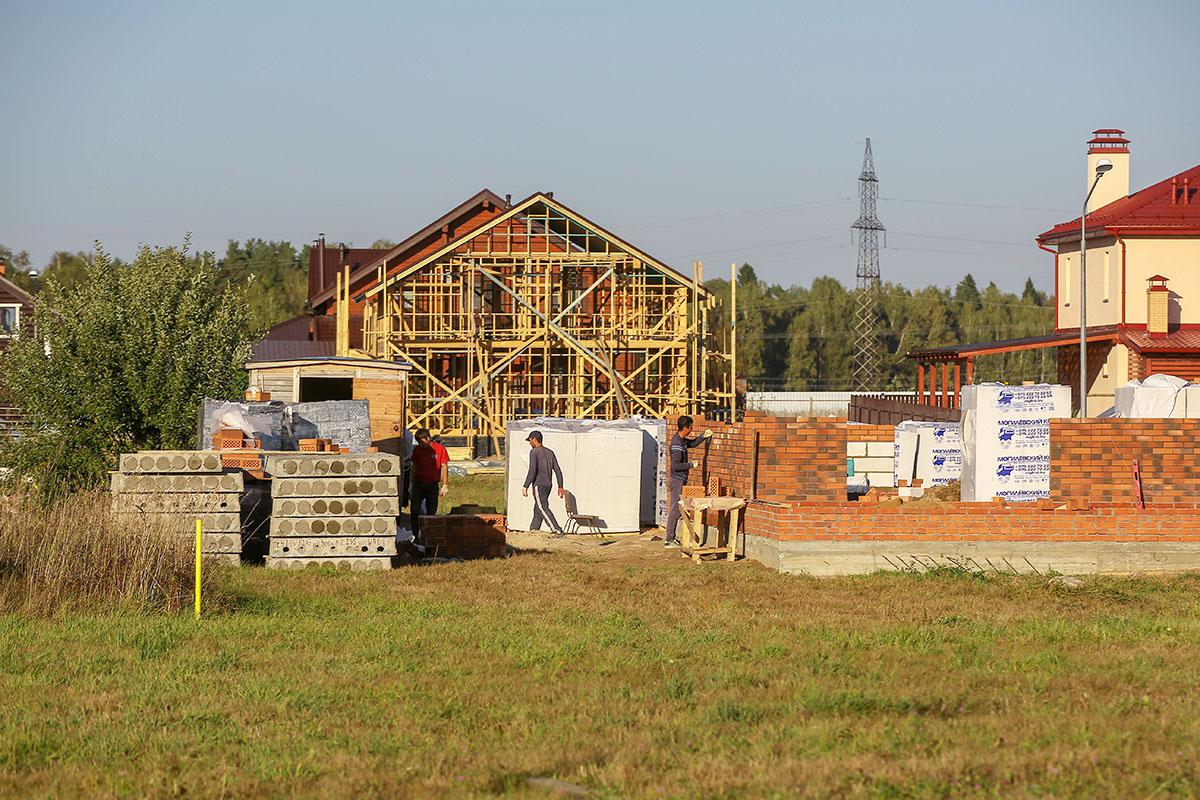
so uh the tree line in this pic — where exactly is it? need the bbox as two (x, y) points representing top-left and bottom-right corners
(704, 265), (1055, 391)
(2, 243), (1055, 392)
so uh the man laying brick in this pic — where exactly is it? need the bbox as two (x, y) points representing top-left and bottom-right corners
(522, 430), (566, 537)
(665, 415), (712, 548)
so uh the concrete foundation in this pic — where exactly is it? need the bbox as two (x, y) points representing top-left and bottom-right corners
(271, 516), (396, 536)
(266, 556), (393, 571)
(201, 552), (241, 566)
(268, 536), (397, 557)
(744, 534), (1200, 577)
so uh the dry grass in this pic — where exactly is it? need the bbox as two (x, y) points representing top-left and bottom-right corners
(2, 547), (1200, 797)
(0, 491), (213, 614)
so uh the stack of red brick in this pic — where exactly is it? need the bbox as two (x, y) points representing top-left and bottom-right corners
(1051, 418), (1200, 507)
(420, 514), (508, 559)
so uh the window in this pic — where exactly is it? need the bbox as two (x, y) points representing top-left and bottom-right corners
(1102, 250), (1110, 303)
(1062, 256), (1071, 306)
(0, 304), (19, 337)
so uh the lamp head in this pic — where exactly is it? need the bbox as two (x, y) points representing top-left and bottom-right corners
(1095, 159), (1114, 175)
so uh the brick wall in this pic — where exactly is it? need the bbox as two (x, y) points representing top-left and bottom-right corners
(1051, 418), (1200, 507)
(744, 499), (1200, 543)
(687, 412), (848, 502)
(846, 424), (895, 442)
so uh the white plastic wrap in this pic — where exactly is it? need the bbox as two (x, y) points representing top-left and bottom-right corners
(960, 384), (1071, 502)
(1114, 374), (1190, 418)
(893, 421), (962, 487)
(506, 418), (653, 533)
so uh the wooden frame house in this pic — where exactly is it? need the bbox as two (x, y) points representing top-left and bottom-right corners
(263, 190), (736, 448)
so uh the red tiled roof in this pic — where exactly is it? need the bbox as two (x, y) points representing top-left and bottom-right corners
(308, 246), (392, 302)
(1039, 164), (1200, 241)
(250, 339), (336, 361)
(1120, 327), (1200, 353)
(308, 188), (508, 309)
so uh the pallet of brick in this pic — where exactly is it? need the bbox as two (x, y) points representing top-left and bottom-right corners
(111, 451), (244, 563)
(267, 453), (400, 570)
(420, 514), (508, 559)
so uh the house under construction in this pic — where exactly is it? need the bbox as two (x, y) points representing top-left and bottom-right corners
(260, 190), (736, 449)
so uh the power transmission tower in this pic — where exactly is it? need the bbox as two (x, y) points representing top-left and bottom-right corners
(851, 138), (885, 391)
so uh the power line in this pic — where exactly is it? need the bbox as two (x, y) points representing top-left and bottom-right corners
(881, 197), (1072, 214)
(618, 197), (855, 232)
(664, 234), (845, 260)
(887, 230), (1033, 248)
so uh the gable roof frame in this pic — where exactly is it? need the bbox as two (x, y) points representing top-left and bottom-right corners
(359, 192), (711, 301)
(310, 187), (508, 309)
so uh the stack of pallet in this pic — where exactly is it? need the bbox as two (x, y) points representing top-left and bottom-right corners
(266, 453), (401, 570)
(420, 514), (508, 559)
(111, 451), (244, 564)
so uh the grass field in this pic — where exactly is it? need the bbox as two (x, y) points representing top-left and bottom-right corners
(4, 543), (1200, 798)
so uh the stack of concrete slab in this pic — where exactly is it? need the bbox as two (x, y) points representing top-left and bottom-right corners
(266, 453), (400, 570)
(111, 451), (244, 564)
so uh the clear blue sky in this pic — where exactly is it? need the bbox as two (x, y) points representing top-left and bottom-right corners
(3, 0), (1197, 292)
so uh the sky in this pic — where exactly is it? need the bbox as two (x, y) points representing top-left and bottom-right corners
(3, 0), (1198, 293)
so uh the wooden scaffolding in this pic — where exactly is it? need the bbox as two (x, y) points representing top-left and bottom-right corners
(339, 193), (735, 446)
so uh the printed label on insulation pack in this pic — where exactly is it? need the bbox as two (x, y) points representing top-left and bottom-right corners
(991, 387), (1062, 416)
(996, 418), (1051, 448)
(993, 454), (1050, 484)
(930, 448), (963, 474)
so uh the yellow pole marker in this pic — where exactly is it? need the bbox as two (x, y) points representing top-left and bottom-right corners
(194, 518), (202, 620)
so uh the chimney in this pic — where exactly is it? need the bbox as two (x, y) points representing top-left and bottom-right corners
(1147, 275), (1170, 336)
(1086, 129), (1131, 212)
(0, 261), (7, 277)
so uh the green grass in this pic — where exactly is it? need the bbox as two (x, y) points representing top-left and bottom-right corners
(3, 554), (1200, 798)
(442, 473), (506, 514)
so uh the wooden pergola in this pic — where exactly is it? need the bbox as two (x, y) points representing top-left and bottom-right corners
(906, 326), (1119, 409)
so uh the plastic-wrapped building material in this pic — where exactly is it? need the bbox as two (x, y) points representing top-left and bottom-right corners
(290, 401), (373, 453)
(893, 421), (962, 487)
(506, 418), (652, 533)
(631, 417), (668, 525)
(198, 400), (287, 450)
(960, 384), (1071, 502)
(197, 398), (373, 452)
(1114, 374), (1190, 418)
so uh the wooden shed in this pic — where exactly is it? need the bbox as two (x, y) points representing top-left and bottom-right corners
(244, 357), (410, 454)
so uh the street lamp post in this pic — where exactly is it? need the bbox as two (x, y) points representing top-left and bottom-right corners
(1079, 159), (1113, 417)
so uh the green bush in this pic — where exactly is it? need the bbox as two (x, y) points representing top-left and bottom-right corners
(0, 240), (252, 496)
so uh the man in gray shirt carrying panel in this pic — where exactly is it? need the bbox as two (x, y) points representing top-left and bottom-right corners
(522, 430), (566, 537)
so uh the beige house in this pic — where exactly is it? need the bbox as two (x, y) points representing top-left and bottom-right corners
(908, 129), (1200, 415)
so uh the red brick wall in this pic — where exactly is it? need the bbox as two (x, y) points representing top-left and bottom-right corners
(1050, 419), (1200, 507)
(744, 500), (1200, 542)
(686, 412), (847, 502)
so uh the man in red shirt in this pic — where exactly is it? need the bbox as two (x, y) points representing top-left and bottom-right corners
(409, 427), (449, 543)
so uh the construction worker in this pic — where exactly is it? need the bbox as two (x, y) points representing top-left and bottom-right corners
(664, 415), (712, 548)
(409, 427), (449, 543)
(521, 430), (565, 537)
